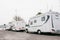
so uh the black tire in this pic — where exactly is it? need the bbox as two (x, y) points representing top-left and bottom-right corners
(37, 30), (41, 34)
(19, 30), (25, 32)
(25, 29), (28, 33)
(21, 30), (25, 32)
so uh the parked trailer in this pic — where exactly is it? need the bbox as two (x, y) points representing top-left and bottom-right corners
(25, 11), (60, 34)
(11, 21), (26, 31)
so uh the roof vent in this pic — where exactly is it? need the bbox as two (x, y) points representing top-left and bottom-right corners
(36, 12), (42, 15)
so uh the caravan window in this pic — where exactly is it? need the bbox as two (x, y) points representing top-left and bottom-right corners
(55, 15), (59, 19)
(55, 15), (59, 17)
(41, 16), (45, 21)
(34, 20), (37, 23)
(30, 22), (33, 25)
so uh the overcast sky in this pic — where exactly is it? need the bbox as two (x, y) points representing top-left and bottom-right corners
(0, 0), (60, 25)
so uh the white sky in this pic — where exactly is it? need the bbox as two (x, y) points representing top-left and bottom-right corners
(0, 0), (60, 25)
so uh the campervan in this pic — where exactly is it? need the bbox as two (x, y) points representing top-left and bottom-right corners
(11, 21), (26, 31)
(25, 11), (60, 34)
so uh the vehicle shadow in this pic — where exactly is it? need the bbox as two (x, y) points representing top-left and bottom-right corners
(6, 30), (25, 33)
(41, 33), (60, 37)
(29, 32), (60, 37)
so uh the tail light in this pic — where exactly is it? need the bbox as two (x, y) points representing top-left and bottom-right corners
(19, 27), (24, 29)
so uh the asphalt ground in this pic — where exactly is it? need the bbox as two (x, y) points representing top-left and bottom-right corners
(0, 30), (60, 40)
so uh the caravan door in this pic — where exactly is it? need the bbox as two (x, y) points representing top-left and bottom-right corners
(52, 14), (60, 32)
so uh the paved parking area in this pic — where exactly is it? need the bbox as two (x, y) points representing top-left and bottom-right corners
(0, 30), (60, 40)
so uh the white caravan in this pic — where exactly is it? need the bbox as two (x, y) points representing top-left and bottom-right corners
(11, 21), (26, 31)
(25, 11), (60, 34)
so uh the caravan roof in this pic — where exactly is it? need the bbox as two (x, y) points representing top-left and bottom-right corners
(30, 11), (60, 20)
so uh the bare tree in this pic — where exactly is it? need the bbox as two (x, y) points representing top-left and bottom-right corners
(13, 16), (23, 21)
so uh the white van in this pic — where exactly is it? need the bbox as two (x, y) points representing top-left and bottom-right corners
(25, 11), (60, 34)
(11, 21), (26, 31)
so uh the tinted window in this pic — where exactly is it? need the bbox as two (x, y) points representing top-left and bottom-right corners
(55, 15), (59, 17)
(30, 22), (33, 25)
(34, 20), (37, 23)
(55, 15), (59, 19)
(41, 16), (45, 21)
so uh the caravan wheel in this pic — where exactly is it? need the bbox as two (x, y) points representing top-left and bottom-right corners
(37, 30), (41, 34)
